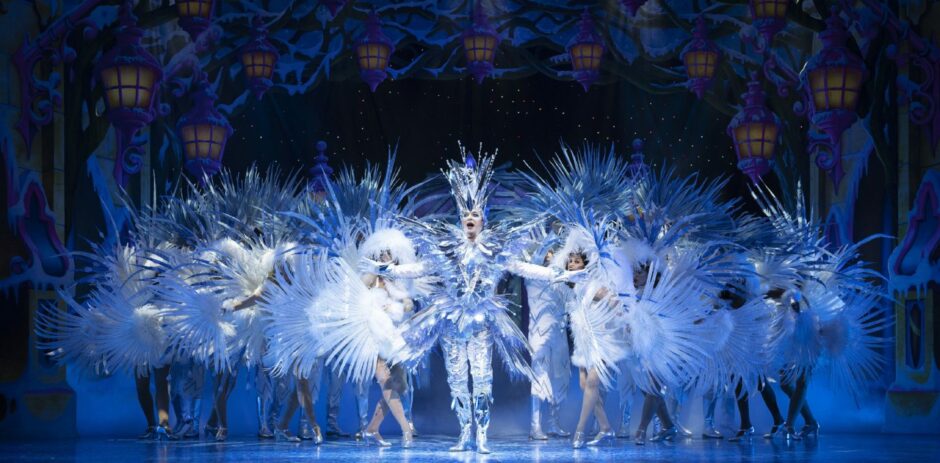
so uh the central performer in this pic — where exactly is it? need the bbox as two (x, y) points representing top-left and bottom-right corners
(382, 147), (557, 454)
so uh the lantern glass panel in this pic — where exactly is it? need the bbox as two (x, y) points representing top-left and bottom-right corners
(182, 123), (225, 160)
(684, 51), (717, 79)
(843, 68), (862, 109)
(101, 65), (155, 110)
(754, 0), (788, 19)
(482, 36), (496, 61)
(185, 142), (197, 159)
(178, 1), (211, 18)
(810, 67), (862, 111)
(242, 51), (275, 79)
(464, 35), (496, 63)
(734, 122), (777, 160)
(210, 127), (225, 143)
(571, 44), (603, 71)
(357, 43), (390, 71)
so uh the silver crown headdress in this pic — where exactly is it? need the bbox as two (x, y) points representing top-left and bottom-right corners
(444, 144), (497, 217)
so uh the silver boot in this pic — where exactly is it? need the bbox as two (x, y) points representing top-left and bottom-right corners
(529, 397), (548, 440)
(299, 415), (314, 440)
(666, 394), (693, 438)
(545, 401), (570, 437)
(616, 400), (632, 439)
(448, 396), (473, 452)
(257, 396), (274, 439)
(473, 394), (492, 454)
(702, 392), (722, 439)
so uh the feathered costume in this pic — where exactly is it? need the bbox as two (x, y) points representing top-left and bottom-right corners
(380, 146), (555, 452)
(261, 153), (432, 386)
(151, 167), (302, 375)
(751, 184), (892, 399)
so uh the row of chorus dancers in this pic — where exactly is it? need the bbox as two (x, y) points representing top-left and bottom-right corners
(37, 143), (891, 454)
(503, 145), (891, 447)
(36, 167), (413, 443)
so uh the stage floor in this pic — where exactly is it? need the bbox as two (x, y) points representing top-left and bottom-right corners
(2, 433), (938, 462)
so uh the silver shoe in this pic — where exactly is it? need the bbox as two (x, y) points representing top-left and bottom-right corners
(763, 422), (785, 439)
(784, 424), (801, 441)
(182, 422), (200, 439)
(326, 425), (350, 438)
(409, 421), (419, 438)
(529, 425), (549, 441)
(728, 426), (754, 442)
(274, 428), (300, 443)
(258, 426), (274, 439)
(545, 403), (570, 437)
(798, 422), (820, 439)
(586, 430), (616, 446)
(649, 426), (678, 442)
(138, 426), (156, 440)
(361, 431), (391, 447)
(702, 420), (722, 439)
(546, 421), (570, 438)
(616, 417), (632, 439)
(572, 431), (586, 449)
(299, 421), (314, 441)
(155, 426), (174, 441)
(214, 427), (228, 442)
(402, 430), (415, 448)
(634, 429), (647, 446)
(175, 419), (196, 440)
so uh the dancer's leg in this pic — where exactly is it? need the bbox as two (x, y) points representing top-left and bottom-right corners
(441, 331), (472, 452)
(729, 381), (754, 441)
(153, 365), (172, 428)
(468, 328), (494, 454)
(326, 370), (347, 436)
(135, 372), (156, 433)
(576, 369), (610, 433)
(702, 388), (722, 438)
(278, 387), (299, 431)
(366, 359), (411, 435)
(779, 379), (816, 426)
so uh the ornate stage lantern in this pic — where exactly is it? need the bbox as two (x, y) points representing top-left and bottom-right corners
(95, 2), (164, 189)
(728, 75), (780, 183)
(567, 10), (605, 92)
(681, 17), (720, 99)
(799, 11), (866, 187)
(749, 0), (788, 47)
(621, 0), (650, 17)
(462, 6), (499, 85)
(308, 140), (335, 195)
(241, 16), (279, 100)
(356, 11), (395, 92)
(177, 77), (232, 181)
(177, 0), (214, 39)
(628, 138), (651, 178)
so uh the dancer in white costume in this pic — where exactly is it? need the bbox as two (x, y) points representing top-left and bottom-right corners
(263, 154), (435, 447)
(526, 246), (571, 440)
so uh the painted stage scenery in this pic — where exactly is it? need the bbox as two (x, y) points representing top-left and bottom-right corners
(1, 1), (939, 462)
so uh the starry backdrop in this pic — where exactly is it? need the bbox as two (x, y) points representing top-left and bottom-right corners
(223, 74), (761, 199)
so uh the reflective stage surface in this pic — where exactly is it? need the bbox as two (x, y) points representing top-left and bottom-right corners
(2, 434), (938, 462)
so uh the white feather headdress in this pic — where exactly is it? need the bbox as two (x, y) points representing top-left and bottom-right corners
(359, 228), (417, 265)
(444, 144), (496, 216)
